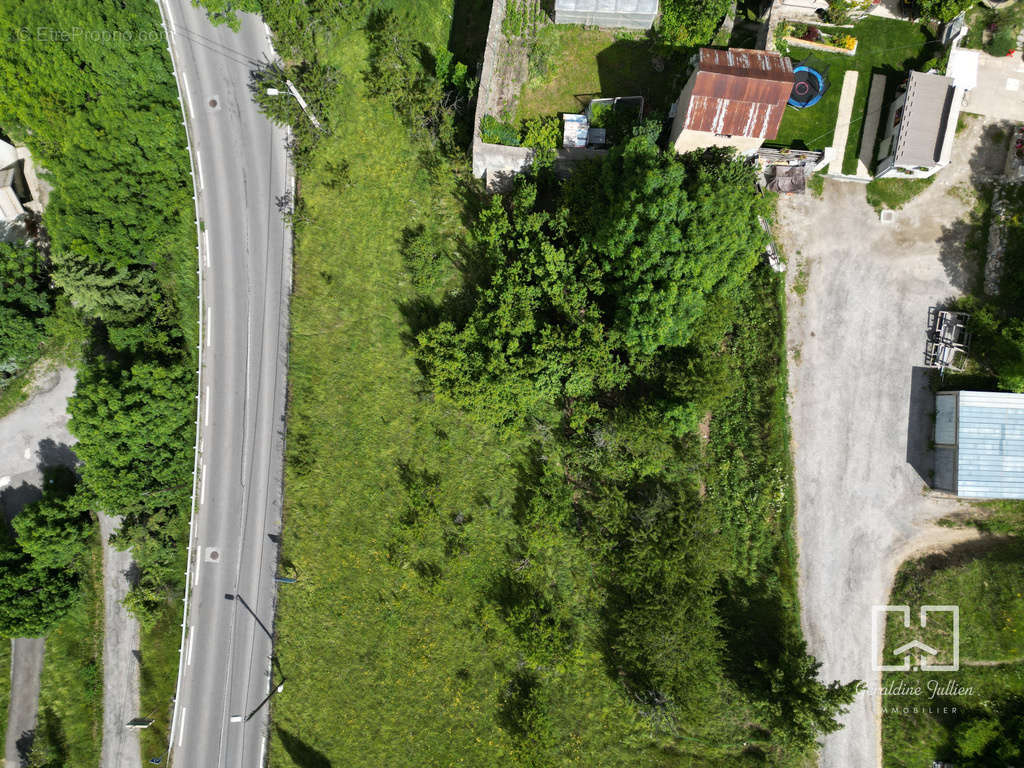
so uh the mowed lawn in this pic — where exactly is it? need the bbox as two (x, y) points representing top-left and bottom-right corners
(517, 25), (687, 120)
(268, 14), (671, 767)
(772, 18), (935, 173)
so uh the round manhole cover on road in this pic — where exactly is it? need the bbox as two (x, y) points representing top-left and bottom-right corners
(208, 97), (219, 109)
(205, 547), (221, 562)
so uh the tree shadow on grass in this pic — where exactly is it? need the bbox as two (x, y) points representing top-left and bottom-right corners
(276, 728), (332, 768)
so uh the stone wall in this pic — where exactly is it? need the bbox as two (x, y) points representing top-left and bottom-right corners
(472, 0), (534, 186)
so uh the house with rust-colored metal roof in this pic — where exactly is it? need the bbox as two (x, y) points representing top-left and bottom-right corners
(669, 48), (795, 156)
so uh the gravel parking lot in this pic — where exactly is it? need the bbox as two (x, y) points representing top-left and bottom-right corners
(779, 116), (1008, 767)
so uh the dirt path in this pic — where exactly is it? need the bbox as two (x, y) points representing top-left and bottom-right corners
(3, 638), (44, 767)
(98, 513), (141, 768)
(779, 116), (1007, 768)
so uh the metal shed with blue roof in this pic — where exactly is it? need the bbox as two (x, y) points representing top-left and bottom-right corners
(933, 390), (1024, 499)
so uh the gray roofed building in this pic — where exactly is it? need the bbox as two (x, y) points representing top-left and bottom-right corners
(933, 390), (1024, 499)
(876, 71), (964, 180)
(553, 0), (658, 28)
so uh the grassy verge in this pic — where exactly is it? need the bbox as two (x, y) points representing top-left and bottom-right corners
(773, 18), (934, 171)
(138, 600), (184, 765)
(517, 24), (685, 120)
(0, 372), (30, 420)
(881, 538), (1024, 766)
(31, 529), (103, 766)
(865, 175), (936, 211)
(0, 637), (9, 750)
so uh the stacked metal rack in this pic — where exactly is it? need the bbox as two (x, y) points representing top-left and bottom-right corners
(924, 307), (971, 373)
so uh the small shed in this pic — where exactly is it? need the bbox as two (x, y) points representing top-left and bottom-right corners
(553, 0), (658, 29)
(668, 48), (795, 156)
(934, 390), (1024, 499)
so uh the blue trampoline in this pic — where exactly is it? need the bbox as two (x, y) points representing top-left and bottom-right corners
(789, 65), (825, 109)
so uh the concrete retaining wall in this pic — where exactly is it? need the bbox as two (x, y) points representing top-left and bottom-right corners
(472, 0), (534, 186)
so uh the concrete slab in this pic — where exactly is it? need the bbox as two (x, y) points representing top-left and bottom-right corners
(858, 73), (888, 177)
(829, 70), (860, 175)
(962, 50), (1024, 121)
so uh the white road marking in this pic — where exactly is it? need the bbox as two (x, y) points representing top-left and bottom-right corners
(194, 552), (202, 587)
(178, 707), (187, 746)
(206, 306), (212, 346)
(204, 387), (210, 426)
(195, 152), (204, 190)
(180, 71), (192, 109)
(203, 229), (210, 267)
(187, 628), (195, 666)
(260, 736), (267, 765)
(200, 463), (207, 506)
(23, 447), (31, 460)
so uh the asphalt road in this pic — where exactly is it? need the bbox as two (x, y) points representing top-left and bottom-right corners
(158, 2), (291, 766)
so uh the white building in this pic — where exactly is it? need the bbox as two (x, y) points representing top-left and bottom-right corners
(875, 71), (964, 180)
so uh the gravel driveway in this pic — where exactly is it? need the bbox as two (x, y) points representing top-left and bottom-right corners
(779, 116), (1008, 768)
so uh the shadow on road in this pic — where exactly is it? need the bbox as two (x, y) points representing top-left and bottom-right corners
(905, 366), (935, 485)
(276, 728), (332, 768)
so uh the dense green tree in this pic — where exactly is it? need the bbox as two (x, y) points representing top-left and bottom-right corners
(12, 467), (91, 571)
(0, 242), (53, 380)
(757, 638), (862, 749)
(660, 0), (732, 44)
(418, 140), (766, 429)
(0, 467), (91, 637)
(0, 541), (79, 637)
(913, 0), (972, 22)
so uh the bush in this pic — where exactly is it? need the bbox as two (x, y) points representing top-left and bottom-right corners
(479, 114), (520, 146)
(520, 116), (559, 168)
(802, 25), (821, 42)
(988, 26), (1017, 57)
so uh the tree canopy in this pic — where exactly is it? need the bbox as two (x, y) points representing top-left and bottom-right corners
(417, 139), (768, 429)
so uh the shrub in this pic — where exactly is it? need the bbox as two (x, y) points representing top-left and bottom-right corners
(790, 22), (808, 38)
(521, 117), (560, 168)
(988, 26), (1017, 57)
(480, 114), (521, 146)
(837, 33), (857, 50)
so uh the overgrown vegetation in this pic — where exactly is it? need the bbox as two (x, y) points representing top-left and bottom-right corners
(660, 0), (731, 45)
(963, 2), (1024, 53)
(882, 540), (1024, 767)
(0, 0), (197, 636)
(26, 530), (103, 768)
(247, 3), (861, 765)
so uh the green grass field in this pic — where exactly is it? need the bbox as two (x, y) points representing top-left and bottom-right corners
(0, 637), (8, 751)
(773, 18), (935, 174)
(882, 538), (1024, 766)
(517, 25), (686, 120)
(865, 175), (936, 211)
(31, 530), (103, 766)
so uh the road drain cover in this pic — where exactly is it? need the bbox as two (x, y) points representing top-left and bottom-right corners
(205, 548), (221, 562)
